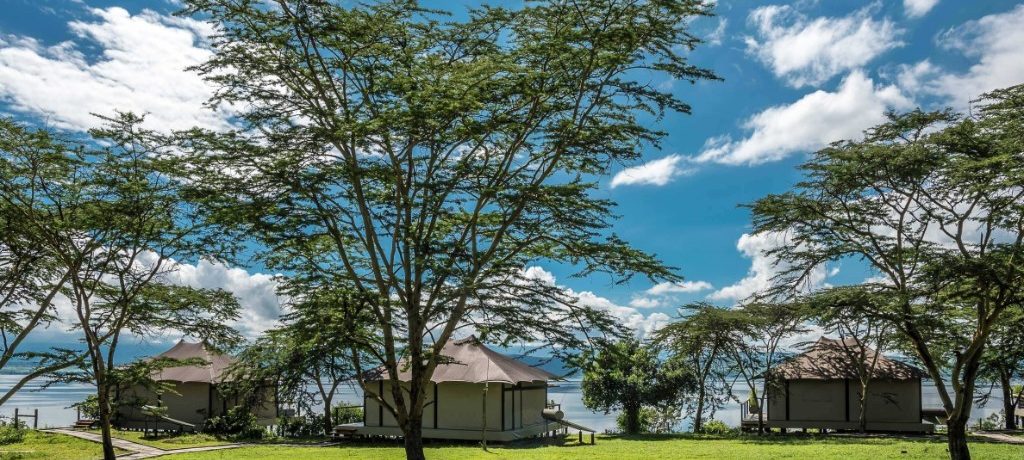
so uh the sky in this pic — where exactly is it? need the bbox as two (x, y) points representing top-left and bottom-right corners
(1, 0), (1023, 349)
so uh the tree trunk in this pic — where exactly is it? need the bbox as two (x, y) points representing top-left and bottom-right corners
(999, 372), (1016, 430)
(323, 397), (334, 436)
(858, 382), (869, 433)
(693, 387), (706, 433)
(946, 416), (971, 460)
(402, 416), (425, 460)
(624, 404), (641, 434)
(97, 386), (117, 460)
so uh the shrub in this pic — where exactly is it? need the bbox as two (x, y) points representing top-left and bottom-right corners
(70, 395), (100, 420)
(972, 412), (1002, 431)
(203, 407), (266, 439)
(278, 414), (324, 437)
(332, 403), (363, 425)
(0, 420), (25, 445)
(615, 407), (656, 433)
(700, 419), (736, 435)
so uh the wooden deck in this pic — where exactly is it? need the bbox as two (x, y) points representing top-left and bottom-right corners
(739, 402), (935, 433)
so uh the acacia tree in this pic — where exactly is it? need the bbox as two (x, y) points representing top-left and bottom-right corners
(5, 114), (242, 459)
(726, 301), (806, 434)
(653, 303), (741, 432)
(230, 286), (370, 435)
(177, 1), (717, 457)
(0, 119), (85, 403)
(977, 305), (1024, 430)
(581, 337), (692, 434)
(747, 85), (1024, 459)
(804, 287), (897, 432)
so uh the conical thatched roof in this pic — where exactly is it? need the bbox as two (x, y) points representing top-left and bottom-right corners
(769, 336), (924, 381)
(376, 336), (554, 384)
(151, 340), (235, 384)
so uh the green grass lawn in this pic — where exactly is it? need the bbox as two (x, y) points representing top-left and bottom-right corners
(0, 430), (124, 459)
(85, 428), (232, 450)
(167, 434), (1023, 460)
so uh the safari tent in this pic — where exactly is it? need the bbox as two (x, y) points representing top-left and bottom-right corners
(355, 336), (577, 442)
(115, 340), (277, 431)
(753, 337), (934, 433)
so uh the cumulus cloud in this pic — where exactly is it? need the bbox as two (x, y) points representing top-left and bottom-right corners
(573, 290), (671, 337)
(522, 266), (670, 337)
(645, 280), (713, 296)
(709, 232), (833, 303)
(745, 5), (903, 88)
(0, 7), (230, 132)
(903, 0), (939, 18)
(610, 154), (691, 188)
(694, 71), (912, 166)
(171, 260), (282, 338)
(896, 5), (1024, 110)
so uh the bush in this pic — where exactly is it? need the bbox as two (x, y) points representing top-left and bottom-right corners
(0, 420), (25, 445)
(278, 414), (324, 437)
(332, 403), (362, 425)
(615, 407), (656, 434)
(700, 419), (736, 435)
(202, 407), (266, 439)
(972, 412), (1002, 431)
(70, 395), (100, 420)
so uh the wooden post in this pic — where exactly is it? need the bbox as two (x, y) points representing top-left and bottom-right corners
(14, 408), (18, 427)
(578, 430), (582, 444)
(33, 409), (37, 429)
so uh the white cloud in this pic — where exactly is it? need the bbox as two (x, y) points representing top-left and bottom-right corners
(37, 258), (281, 343)
(171, 260), (282, 338)
(745, 5), (903, 88)
(0, 7), (231, 132)
(903, 0), (939, 18)
(628, 297), (665, 309)
(610, 154), (691, 188)
(898, 5), (1024, 110)
(645, 280), (713, 296)
(573, 290), (670, 337)
(709, 232), (833, 303)
(694, 71), (912, 166)
(522, 266), (670, 336)
(708, 18), (728, 46)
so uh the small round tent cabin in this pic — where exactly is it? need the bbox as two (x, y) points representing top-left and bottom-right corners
(356, 336), (568, 442)
(749, 337), (934, 433)
(115, 340), (277, 431)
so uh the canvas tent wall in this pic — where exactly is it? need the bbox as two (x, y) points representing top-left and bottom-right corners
(359, 336), (559, 441)
(116, 340), (276, 430)
(757, 337), (932, 433)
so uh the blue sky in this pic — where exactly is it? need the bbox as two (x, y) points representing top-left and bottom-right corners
(2, 0), (1023, 343)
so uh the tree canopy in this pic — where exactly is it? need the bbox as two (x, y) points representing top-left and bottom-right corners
(175, 1), (719, 456)
(747, 84), (1024, 460)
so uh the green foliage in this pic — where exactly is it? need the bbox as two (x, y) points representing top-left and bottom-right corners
(972, 413), (1002, 431)
(203, 407), (266, 440)
(277, 414), (325, 438)
(332, 404), (363, 425)
(699, 419), (736, 436)
(175, 2), (719, 455)
(0, 420), (25, 445)
(582, 337), (693, 434)
(70, 395), (100, 420)
(746, 83), (1024, 456)
(615, 406), (656, 434)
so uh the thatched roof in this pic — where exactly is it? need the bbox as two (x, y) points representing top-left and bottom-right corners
(151, 340), (235, 384)
(372, 336), (554, 385)
(769, 337), (924, 381)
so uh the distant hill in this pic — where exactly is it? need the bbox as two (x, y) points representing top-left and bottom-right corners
(517, 355), (578, 379)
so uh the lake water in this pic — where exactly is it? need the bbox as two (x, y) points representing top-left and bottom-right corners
(0, 375), (1006, 432)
